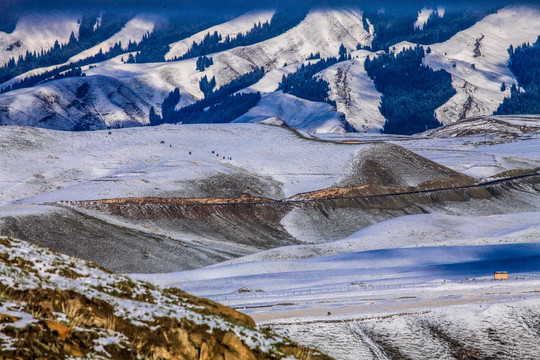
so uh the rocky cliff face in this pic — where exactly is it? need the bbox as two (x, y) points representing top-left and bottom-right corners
(0, 237), (331, 359)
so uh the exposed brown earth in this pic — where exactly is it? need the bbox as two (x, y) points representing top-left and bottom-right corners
(291, 176), (478, 200)
(0, 237), (332, 360)
(17, 171), (529, 272)
(62, 193), (276, 206)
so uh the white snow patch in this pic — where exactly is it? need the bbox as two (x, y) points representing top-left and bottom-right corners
(414, 8), (434, 30)
(423, 5), (540, 124)
(165, 10), (275, 60)
(0, 12), (81, 67)
(69, 16), (156, 63)
(234, 91), (348, 133)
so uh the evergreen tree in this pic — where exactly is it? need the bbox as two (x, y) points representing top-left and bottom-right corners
(149, 106), (163, 126)
(199, 75), (216, 97)
(171, 9), (308, 62)
(196, 56), (214, 71)
(161, 69), (264, 124)
(278, 57), (339, 106)
(338, 43), (347, 61)
(495, 37), (540, 115)
(365, 45), (455, 135)
(161, 88), (181, 120)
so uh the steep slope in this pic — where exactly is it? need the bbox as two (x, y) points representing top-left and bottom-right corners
(69, 16), (156, 63)
(165, 10), (275, 60)
(0, 75), (152, 130)
(0, 15), (156, 92)
(321, 51), (386, 132)
(0, 236), (328, 359)
(271, 295), (540, 360)
(0, 13), (81, 67)
(423, 5), (540, 124)
(46, 8), (372, 132)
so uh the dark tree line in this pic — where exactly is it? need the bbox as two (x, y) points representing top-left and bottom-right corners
(132, 14), (222, 63)
(151, 67), (265, 125)
(169, 9), (308, 62)
(1, 43), (127, 93)
(365, 45), (455, 135)
(278, 57), (340, 106)
(364, 5), (500, 51)
(0, 13), (130, 84)
(178, 92), (261, 124)
(1, 13), (225, 91)
(150, 91), (261, 125)
(495, 37), (540, 115)
(201, 67), (264, 103)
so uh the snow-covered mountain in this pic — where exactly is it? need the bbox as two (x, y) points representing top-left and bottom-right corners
(424, 5), (540, 124)
(165, 10), (275, 60)
(0, 13), (81, 67)
(1, 4), (540, 133)
(0, 75), (152, 130)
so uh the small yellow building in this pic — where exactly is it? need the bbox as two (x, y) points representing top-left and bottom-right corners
(494, 271), (508, 280)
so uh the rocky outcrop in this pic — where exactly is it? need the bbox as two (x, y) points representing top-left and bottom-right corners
(0, 237), (332, 360)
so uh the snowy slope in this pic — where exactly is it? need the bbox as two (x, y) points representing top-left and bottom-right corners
(271, 295), (540, 360)
(69, 15), (156, 63)
(164, 10), (275, 60)
(85, 9), (372, 126)
(0, 13), (81, 67)
(0, 236), (310, 360)
(423, 5), (540, 124)
(233, 91), (350, 133)
(0, 124), (368, 205)
(200, 8), (372, 93)
(4, 6), (540, 134)
(242, 61), (311, 93)
(0, 8), (375, 133)
(0, 16), (157, 93)
(216, 212), (540, 264)
(0, 75), (152, 130)
(321, 51), (386, 132)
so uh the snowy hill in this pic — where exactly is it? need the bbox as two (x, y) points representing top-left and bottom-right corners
(165, 10), (275, 60)
(0, 75), (152, 130)
(0, 13), (81, 67)
(2, 5), (540, 133)
(424, 5), (540, 124)
(0, 236), (325, 359)
(0, 8), (374, 133)
(1, 123), (538, 274)
(233, 91), (351, 133)
(2, 5), (540, 359)
(321, 52), (386, 132)
(69, 15), (156, 63)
